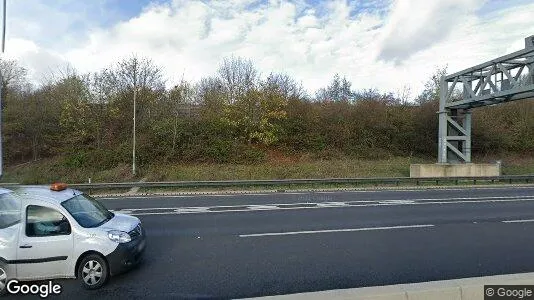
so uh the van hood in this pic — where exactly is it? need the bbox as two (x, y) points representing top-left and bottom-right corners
(100, 213), (139, 233)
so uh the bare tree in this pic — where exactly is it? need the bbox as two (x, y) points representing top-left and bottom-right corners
(415, 66), (448, 104)
(168, 80), (196, 153)
(217, 56), (258, 104)
(39, 63), (79, 87)
(113, 55), (165, 92)
(0, 59), (29, 101)
(315, 74), (354, 102)
(264, 73), (305, 100)
(395, 85), (412, 105)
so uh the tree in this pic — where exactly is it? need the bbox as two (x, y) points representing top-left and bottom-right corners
(168, 80), (196, 154)
(196, 76), (225, 120)
(217, 56), (258, 104)
(315, 74), (354, 102)
(87, 69), (117, 149)
(0, 59), (29, 105)
(415, 66), (448, 104)
(105, 55), (166, 140)
(264, 73), (305, 100)
(55, 73), (94, 148)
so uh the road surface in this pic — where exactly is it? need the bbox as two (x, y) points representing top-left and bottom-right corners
(9, 186), (534, 299)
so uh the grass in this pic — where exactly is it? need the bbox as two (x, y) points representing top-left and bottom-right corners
(1, 158), (136, 184)
(1, 153), (533, 186)
(143, 156), (426, 182)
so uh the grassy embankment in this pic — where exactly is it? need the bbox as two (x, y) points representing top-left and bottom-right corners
(2, 153), (533, 186)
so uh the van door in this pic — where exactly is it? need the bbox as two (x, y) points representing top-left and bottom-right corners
(16, 205), (73, 280)
(0, 191), (21, 281)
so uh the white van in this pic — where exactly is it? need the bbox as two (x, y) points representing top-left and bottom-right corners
(0, 183), (145, 294)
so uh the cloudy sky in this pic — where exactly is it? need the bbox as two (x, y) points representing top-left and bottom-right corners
(5, 0), (534, 96)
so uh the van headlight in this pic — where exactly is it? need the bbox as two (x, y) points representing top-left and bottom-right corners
(107, 230), (131, 243)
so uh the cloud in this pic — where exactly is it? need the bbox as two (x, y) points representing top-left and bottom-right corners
(5, 38), (68, 83)
(377, 0), (486, 64)
(6, 0), (111, 51)
(5, 0), (534, 97)
(63, 0), (385, 90)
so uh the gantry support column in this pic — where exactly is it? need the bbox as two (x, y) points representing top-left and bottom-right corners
(438, 77), (448, 163)
(438, 76), (472, 163)
(528, 36), (534, 84)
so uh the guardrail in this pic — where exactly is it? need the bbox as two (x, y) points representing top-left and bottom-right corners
(57, 175), (534, 190)
(2, 175), (533, 191)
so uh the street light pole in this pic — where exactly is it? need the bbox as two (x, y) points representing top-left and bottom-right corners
(132, 85), (137, 176)
(0, 0), (7, 179)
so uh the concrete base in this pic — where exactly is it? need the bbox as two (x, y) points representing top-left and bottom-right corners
(410, 163), (501, 178)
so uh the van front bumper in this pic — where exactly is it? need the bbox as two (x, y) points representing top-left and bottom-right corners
(106, 233), (146, 276)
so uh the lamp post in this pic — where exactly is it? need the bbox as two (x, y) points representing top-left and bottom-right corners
(132, 84), (137, 176)
(0, 0), (7, 179)
(132, 58), (138, 177)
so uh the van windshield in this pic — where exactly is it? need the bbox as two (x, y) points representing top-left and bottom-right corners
(61, 194), (114, 228)
(0, 192), (21, 229)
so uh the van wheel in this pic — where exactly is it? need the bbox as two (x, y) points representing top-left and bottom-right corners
(78, 254), (109, 290)
(0, 264), (7, 296)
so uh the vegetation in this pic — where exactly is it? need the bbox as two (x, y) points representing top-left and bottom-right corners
(1, 55), (534, 184)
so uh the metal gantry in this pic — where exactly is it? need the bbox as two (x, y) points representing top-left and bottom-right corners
(438, 35), (534, 163)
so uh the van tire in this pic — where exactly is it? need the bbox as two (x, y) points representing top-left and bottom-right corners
(77, 254), (109, 290)
(0, 263), (7, 296)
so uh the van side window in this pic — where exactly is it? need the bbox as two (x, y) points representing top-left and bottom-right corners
(26, 205), (71, 237)
(0, 192), (21, 229)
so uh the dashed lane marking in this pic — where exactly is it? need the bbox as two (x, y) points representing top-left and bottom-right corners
(238, 224), (435, 237)
(502, 219), (534, 223)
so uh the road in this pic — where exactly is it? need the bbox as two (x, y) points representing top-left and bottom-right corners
(9, 186), (534, 299)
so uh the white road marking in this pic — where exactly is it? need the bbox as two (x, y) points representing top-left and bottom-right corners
(113, 209), (133, 214)
(316, 186), (534, 194)
(107, 194), (534, 204)
(378, 200), (416, 205)
(130, 206), (320, 216)
(397, 195), (534, 202)
(238, 224), (435, 237)
(175, 207), (211, 214)
(97, 186), (534, 200)
(100, 193), (273, 200)
(112, 196), (534, 216)
(502, 219), (534, 223)
(248, 205), (281, 210)
(316, 202), (349, 207)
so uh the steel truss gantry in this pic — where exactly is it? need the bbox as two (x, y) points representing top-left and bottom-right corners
(438, 35), (534, 163)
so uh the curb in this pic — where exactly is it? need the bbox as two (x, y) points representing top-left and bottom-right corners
(244, 272), (534, 300)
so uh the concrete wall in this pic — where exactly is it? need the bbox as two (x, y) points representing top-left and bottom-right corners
(251, 272), (534, 300)
(410, 163), (501, 178)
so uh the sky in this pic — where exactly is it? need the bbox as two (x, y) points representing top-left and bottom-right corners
(5, 0), (534, 96)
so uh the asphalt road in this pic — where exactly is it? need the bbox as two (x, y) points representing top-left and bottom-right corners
(8, 186), (534, 299)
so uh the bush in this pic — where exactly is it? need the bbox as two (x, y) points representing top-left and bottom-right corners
(63, 152), (88, 169)
(233, 144), (266, 164)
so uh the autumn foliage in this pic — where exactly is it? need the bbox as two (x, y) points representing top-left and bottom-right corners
(2, 56), (533, 170)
